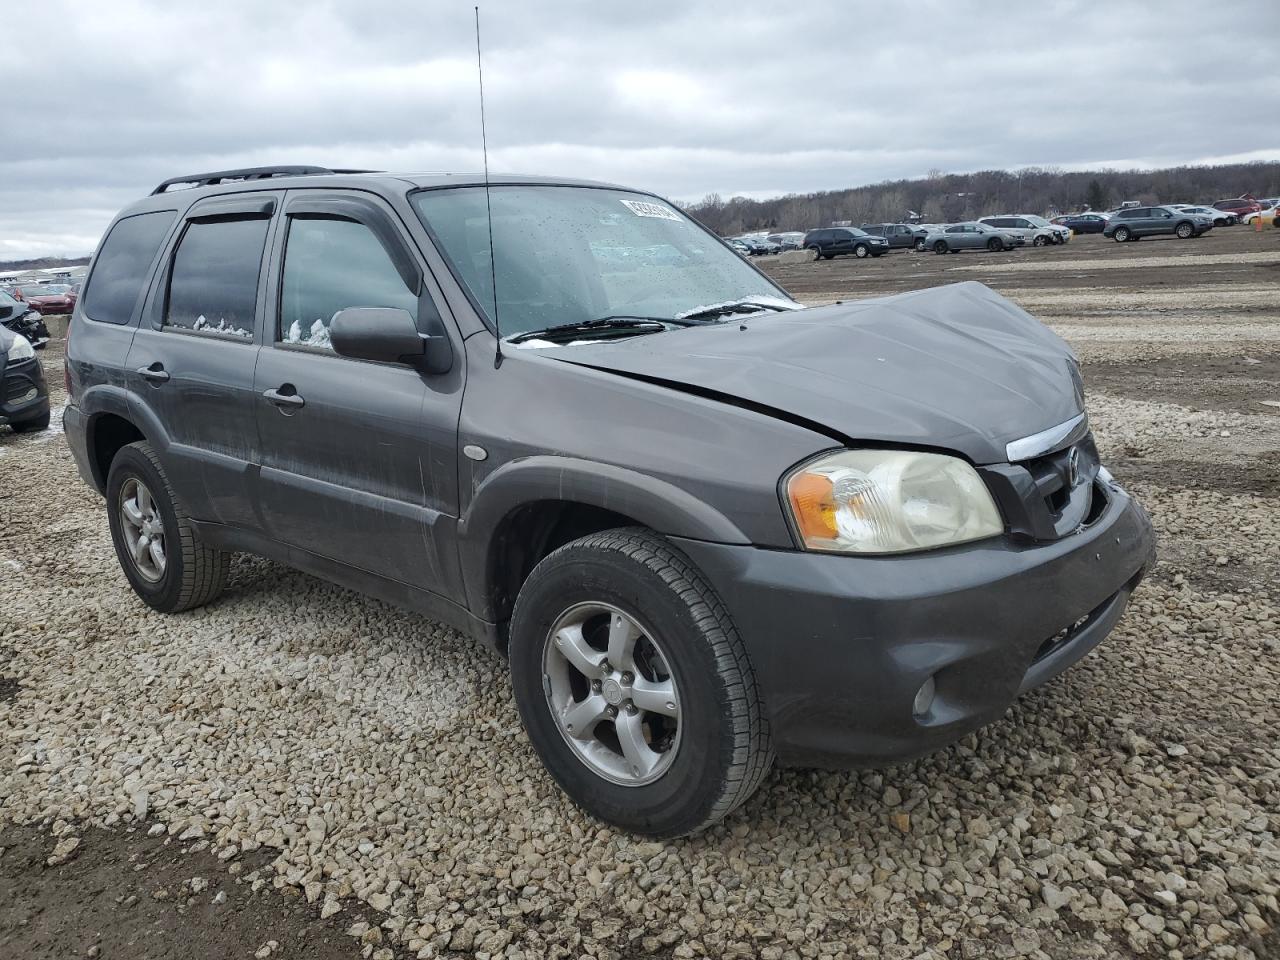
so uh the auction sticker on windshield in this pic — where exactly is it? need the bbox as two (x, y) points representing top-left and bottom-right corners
(620, 199), (682, 221)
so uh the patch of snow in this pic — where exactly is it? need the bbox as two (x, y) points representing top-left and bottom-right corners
(284, 318), (333, 350)
(191, 315), (253, 338)
(2, 559), (22, 573)
(674, 295), (802, 320)
(30, 402), (66, 444)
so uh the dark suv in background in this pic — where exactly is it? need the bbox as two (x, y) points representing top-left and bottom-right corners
(859, 223), (929, 251)
(65, 165), (1153, 838)
(802, 226), (889, 260)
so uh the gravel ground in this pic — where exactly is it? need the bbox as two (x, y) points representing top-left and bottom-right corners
(2, 232), (1279, 960)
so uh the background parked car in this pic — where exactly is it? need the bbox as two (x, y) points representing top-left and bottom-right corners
(926, 222), (1022, 254)
(1213, 198), (1261, 219)
(1170, 204), (1237, 226)
(858, 223), (929, 251)
(15, 283), (77, 315)
(1103, 206), (1213, 242)
(1240, 201), (1274, 225)
(733, 236), (781, 256)
(1052, 213), (1109, 234)
(0, 291), (51, 349)
(766, 232), (806, 250)
(803, 227), (889, 260)
(978, 216), (1058, 247)
(0, 324), (51, 433)
(1018, 214), (1072, 244)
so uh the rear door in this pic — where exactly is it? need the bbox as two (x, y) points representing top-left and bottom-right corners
(125, 192), (278, 529)
(251, 190), (465, 596)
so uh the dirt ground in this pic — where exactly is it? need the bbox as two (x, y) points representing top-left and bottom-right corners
(2, 225), (1278, 959)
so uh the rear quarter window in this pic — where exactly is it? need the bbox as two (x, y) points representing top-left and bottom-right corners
(82, 211), (177, 325)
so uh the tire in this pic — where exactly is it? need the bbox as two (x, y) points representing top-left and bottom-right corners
(1113, 226), (1130, 242)
(933, 240), (948, 254)
(1175, 221), (1194, 239)
(987, 238), (1002, 251)
(10, 411), (50, 433)
(509, 528), (773, 838)
(914, 239), (927, 252)
(1033, 235), (1048, 247)
(853, 243), (870, 258)
(106, 440), (230, 613)
(807, 245), (822, 261)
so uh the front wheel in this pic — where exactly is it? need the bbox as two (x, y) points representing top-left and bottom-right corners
(509, 528), (773, 838)
(933, 240), (948, 254)
(1112, 226), (1131, 242)
(914, 239), (927, 252)
(10, 411), (50, 433)
(987, 238), (1002, 251)
(808, 245), (822, 261)
(853, 243), (870, 258)
(1175, 221), (1194, 239)
(1033, 235), (1048, 247)
(106, 441), (230, 613)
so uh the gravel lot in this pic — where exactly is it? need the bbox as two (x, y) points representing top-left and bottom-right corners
(2, 229), (1279, 959)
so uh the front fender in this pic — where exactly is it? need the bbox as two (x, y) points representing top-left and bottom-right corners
(457, 455), (750, 620)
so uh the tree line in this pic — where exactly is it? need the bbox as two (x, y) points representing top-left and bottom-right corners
(683, 162), (1280, 235)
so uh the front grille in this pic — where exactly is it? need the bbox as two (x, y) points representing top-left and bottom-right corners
(979, 431), (1105, 542)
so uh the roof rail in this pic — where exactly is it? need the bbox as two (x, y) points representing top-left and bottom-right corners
(150, 165), (380, 195)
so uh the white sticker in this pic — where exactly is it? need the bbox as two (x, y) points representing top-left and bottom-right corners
(619, 199), (682, 222)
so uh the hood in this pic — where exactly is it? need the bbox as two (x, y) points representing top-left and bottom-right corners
(545, 281), (1082, 465)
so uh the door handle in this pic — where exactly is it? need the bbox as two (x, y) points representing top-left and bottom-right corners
(262, 386), (305, 410)
(136, 363), (170, 383)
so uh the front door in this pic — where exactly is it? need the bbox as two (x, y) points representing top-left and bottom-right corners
(252, 191), (464, 596)
(125, 192), (279, 529)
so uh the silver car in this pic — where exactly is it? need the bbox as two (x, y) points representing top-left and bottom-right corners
(979, 216), (1061, 247)
(926, 222), (1023, 254)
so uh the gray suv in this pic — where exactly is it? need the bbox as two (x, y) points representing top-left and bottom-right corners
(1103, 206), (1213, 242)
(65, 165), (1154, 837)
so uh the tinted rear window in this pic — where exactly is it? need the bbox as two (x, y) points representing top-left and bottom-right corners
(82, 211), (177, 325)
(165, 217), (270, 338)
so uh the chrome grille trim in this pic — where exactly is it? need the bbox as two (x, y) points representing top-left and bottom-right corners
(1005, 411), (1089, 463)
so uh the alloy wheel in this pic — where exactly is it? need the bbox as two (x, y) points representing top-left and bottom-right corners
(542, 602), (682, 786)
(119, 477), (166, 582)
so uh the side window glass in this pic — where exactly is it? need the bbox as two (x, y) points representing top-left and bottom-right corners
(83, 211), (177, 325)
(280, 216), (418, 350)
(165, 217), (269, 338)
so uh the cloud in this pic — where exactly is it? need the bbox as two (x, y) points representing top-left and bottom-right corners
(4, 0), (1278, 257)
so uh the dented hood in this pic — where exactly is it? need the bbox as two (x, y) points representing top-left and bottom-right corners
(548, 281), (1082, 465)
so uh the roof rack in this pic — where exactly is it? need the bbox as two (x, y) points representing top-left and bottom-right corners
(150, 165), (380, 195)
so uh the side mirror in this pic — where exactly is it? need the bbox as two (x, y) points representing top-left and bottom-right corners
(330, 307), (427, 366)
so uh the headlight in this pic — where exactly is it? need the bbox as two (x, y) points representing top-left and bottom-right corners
(7, 333), (35, 361)
(784, 449), (1003, 554)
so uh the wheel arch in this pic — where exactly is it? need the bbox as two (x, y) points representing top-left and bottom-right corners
(458, 456), (749, 628)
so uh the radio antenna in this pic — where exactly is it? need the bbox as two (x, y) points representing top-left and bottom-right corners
(475, 6), (502, 368)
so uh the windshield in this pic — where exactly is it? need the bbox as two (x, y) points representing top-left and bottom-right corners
(411, 185), (790, 337)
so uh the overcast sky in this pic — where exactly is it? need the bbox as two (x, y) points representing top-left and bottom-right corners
(5, 0), (1278, 259)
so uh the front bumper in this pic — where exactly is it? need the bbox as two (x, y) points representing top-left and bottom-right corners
(673, 478), (1155, 768)
(0, 355), (50, 426)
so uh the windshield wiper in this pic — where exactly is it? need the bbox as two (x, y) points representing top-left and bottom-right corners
(508, 316), (684, 345)
(675, 298), (797, 322)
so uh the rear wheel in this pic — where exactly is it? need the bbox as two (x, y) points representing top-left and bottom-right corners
(933, 240), (948, 254)
(853, 243), (870, 258)
(509, 528), (773, 838)
(1175, 221), (1194, 239)
(106, 441), (230, 613)
(1112, 226), (1131, 242)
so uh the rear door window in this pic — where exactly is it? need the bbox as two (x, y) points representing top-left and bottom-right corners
(82, 211), (177, 325)
(165, 217), (270, 338)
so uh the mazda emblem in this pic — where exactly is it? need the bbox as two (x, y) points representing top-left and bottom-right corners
(1067, 447), (1081, 487)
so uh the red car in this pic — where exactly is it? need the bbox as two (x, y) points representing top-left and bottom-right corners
(15, 283), (77, 315)
(1213, 198), (1262, 218)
